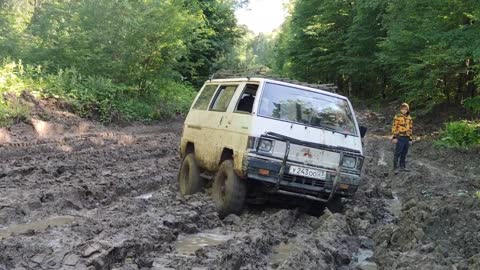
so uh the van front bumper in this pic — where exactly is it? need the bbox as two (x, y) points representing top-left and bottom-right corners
(245, 156), (360, 201)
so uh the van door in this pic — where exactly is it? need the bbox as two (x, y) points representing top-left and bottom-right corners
(203, 84), (240, 169)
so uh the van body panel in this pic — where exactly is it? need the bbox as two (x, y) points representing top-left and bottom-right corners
(250, 116), (362, 154)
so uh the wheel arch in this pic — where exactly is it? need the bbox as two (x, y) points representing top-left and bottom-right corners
(219, 147), (234, 164)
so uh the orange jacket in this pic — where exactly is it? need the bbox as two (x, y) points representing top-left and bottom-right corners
(392, 113), (413, 140)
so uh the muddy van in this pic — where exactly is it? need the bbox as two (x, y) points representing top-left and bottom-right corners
(178, 77), (366, 217)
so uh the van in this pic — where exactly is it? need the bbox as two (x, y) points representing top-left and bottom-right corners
(178, 77), (366, 217)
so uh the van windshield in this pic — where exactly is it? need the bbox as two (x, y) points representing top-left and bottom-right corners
(258, 82), (357, 136)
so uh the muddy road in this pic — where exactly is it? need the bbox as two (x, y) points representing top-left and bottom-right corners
(1, 110), (479, 270)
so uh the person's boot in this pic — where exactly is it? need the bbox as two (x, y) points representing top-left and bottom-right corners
(399, 163), (410, 172)
(393, 157), (399, 174)
(393, 164), (399, 175)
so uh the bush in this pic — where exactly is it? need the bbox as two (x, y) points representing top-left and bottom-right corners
(0, 60), (197, 126)
(435, 121), (480, 149)
(44, 68), (129, 122)
(0, 60), (35, 126)
(464, 96), (480, 115)
(0, 99), (29, 127)
(45, 68), (196, 123)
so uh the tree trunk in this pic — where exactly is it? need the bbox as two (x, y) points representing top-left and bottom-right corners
(443, 75), (450, 103)
(381, 74), (387, 100)
(466, 59), (476, 98)
(348, 78), (352, 97)
(455, 72), (463, 104)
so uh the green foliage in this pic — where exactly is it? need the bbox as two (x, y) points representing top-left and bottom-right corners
(464, 96), (480, 114)
(24, 0), (200, 92)
(270, 0), (480, 112)
(225, 30), (277, 70)
(0, 60), (196, 125)
(0, 60), (35, 127)
(0, 0), (240, 126)
(435, 121), (480, 149)
(44, 68), (126, 121)
(0, 98), (30, 127)
(180, 0), (245, 86)
(44, 68), (196, 122)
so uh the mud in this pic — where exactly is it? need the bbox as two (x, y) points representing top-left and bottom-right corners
(1, 103), (479, 269)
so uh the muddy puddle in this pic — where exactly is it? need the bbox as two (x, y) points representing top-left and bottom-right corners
(268, 241), (295, 268)
(352, 248), (374, 263)
(0, 216), (75, 240)
(385, 193), (402, 218)
(174, 230), (234, 256)
(135, 192), (153, 200)
(2, 110), (480, 269)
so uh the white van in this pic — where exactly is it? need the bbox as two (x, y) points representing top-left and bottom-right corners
(178, 77), (366, 217)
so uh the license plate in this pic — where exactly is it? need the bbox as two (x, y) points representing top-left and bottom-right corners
(288, 165), (326, 180)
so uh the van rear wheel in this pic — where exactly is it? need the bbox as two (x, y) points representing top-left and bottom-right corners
(178, 153), (202, 195)
(212, 160), (246, 218)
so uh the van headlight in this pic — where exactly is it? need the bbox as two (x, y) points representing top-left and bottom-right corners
(258, 139), (274, 153)
(341, 156), (357, 168)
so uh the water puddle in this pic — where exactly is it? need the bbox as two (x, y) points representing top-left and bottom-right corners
(269, 241), (295, 268)
(351, 248), (376, 270)
(353, 248), (374, 262)
(174, 230), (233, 256)
(0, 216), (75, 239)
(135, 192), (153, 199)
(377, 150), (388, 166)
(386, 193), (402, 218)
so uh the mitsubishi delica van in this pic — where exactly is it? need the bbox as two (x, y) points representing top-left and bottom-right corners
(178, 77), (366, 217)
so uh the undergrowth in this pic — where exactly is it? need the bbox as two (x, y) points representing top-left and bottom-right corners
(0, 60), (196, 126)
(0, 61), (36, 127)
(435, 121), (480, 149)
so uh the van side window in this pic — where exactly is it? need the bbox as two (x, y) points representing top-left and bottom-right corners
(210, 85), (237, 112)
(235, 84), (259, 113)
(192, 84), (218, 110)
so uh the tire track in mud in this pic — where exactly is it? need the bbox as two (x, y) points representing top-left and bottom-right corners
(0, 119), (369, 270)
(2, 113), (480, 269)
(0, 118), (378, 270)
(0, 123), (221, 269)
(0, 128), (181, 226)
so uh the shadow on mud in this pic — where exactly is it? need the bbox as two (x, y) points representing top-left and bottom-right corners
(245, 195), (345, 218)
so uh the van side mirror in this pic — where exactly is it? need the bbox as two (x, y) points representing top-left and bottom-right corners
(360, 126), (367, 138)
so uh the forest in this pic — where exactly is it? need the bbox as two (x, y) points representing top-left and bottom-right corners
(1, 0), (479, 147)
(1, 2), (480, 269)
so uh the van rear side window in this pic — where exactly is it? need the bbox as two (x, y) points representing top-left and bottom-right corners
(210, 85), (238, 112)
(193, 84), (218, 110)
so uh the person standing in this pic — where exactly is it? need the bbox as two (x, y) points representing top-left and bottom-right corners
(391, 103), (413, 171)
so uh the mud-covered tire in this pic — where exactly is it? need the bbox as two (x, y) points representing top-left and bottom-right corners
(326, 196), (343, 213)
(212, 160), (246, 218)
(178, 153), (202, 195)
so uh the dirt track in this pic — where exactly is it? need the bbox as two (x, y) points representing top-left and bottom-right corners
(1, 109), (480, 270)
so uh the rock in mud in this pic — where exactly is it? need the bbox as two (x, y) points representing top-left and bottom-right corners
(223, 214), (241, 225)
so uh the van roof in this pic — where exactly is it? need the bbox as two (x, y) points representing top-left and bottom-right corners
(206, 77), (348, 100)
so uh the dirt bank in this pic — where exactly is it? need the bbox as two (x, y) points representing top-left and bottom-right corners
(1, 106), (479, 269)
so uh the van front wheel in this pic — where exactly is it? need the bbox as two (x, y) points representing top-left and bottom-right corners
(212, 160), (246, 218)
(178, 153), (202, 195)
